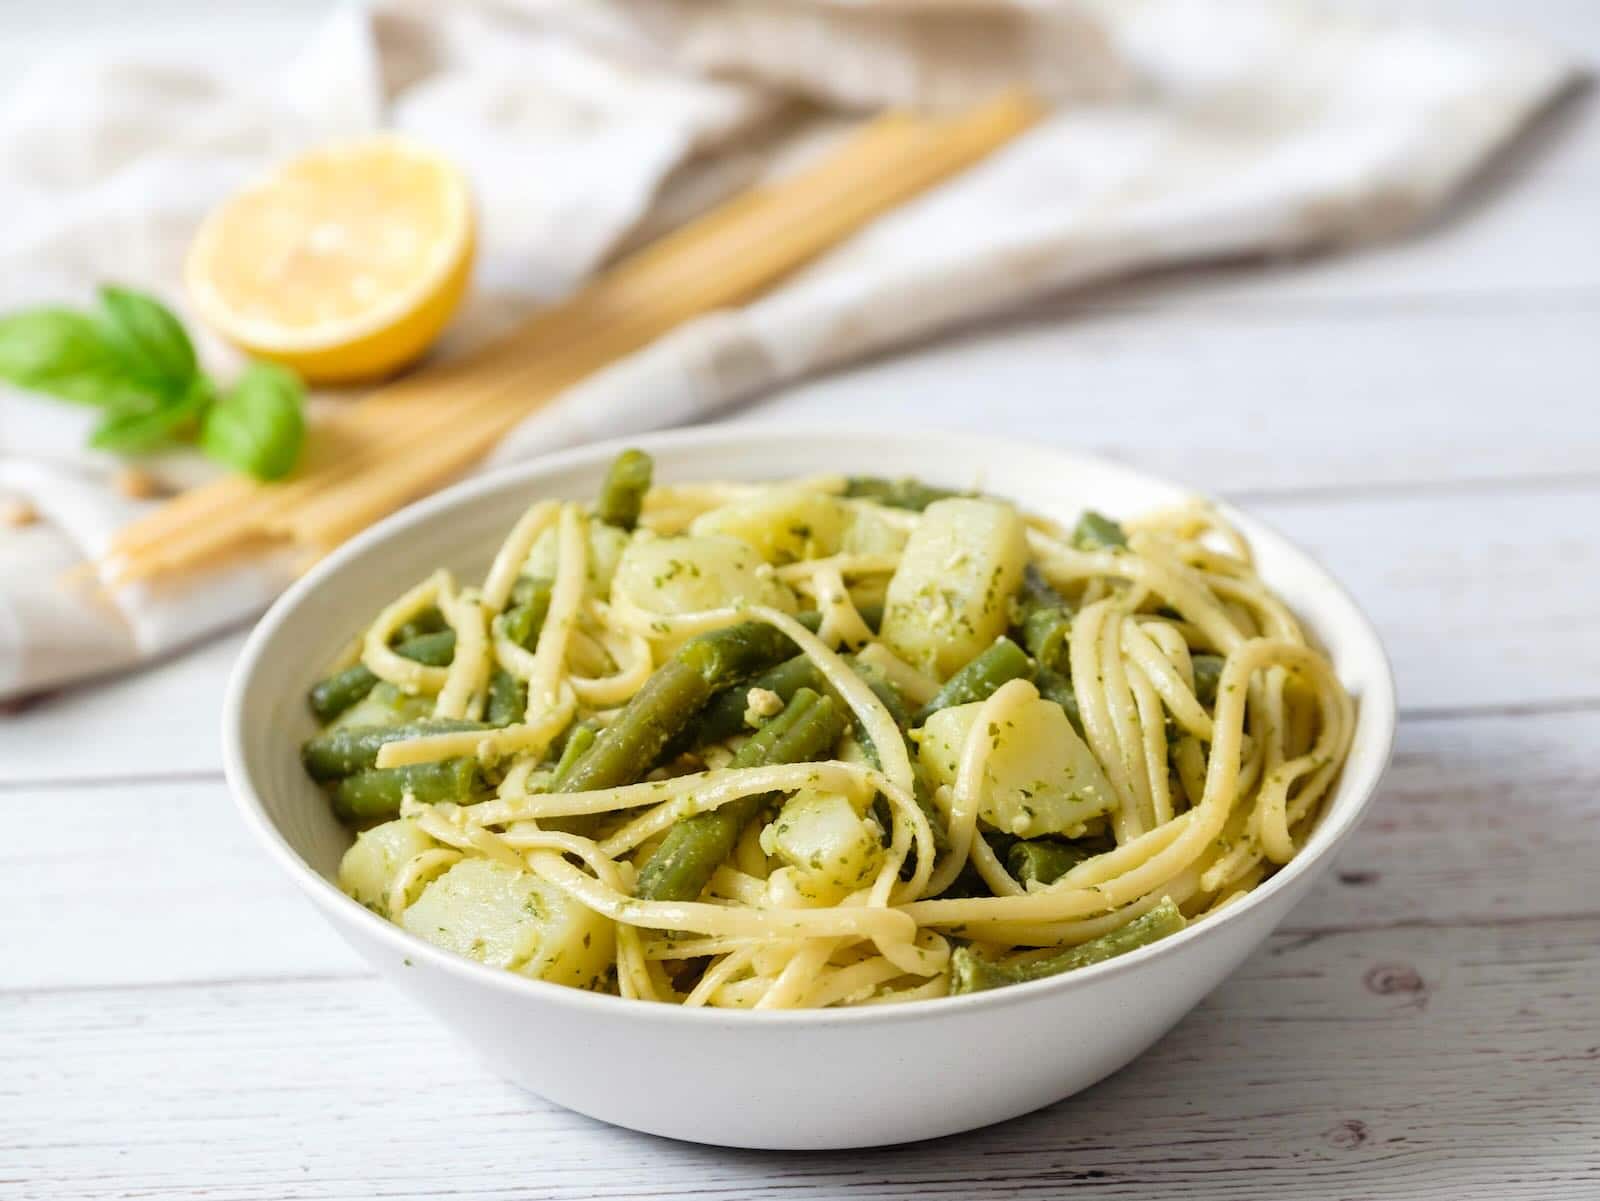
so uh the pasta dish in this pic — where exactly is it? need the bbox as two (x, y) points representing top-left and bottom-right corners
(300, 450), (1354, 1008)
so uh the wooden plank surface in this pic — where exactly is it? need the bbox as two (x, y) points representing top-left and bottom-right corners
(736, 303), (1600, 493)
(5, 927), (1596, 1199)
(4, 0), (1600, 1197)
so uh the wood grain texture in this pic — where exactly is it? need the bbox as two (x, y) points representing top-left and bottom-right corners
(736, 304), (1600, 493)
(4, 0), (1600, 1196)
(4, 710), (1599, 1198)
(5, 923), (1597, 1200)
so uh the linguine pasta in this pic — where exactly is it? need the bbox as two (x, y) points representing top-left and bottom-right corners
(303, 453), (1355, 1008)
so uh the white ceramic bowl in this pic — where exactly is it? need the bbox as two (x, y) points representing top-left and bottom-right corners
(225, 427), (1396, 1150)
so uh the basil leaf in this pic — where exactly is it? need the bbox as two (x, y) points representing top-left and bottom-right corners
(98, 285), (197, 389)
(200, 363), (305, 481)
(90, 379), (213, 454)
(0, 308), (139, 407)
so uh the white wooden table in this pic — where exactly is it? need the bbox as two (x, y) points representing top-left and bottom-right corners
(4, 2), (1599, 1197)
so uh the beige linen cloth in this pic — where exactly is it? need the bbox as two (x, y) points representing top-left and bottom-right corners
(0, 0), (1578, 699)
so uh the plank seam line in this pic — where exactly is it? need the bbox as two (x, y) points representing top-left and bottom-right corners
(1399, 696), (1600, 722)
(1, 969), (373, 1001)
(1225, 468), (1600, 507)
(0, 769), (228, 792)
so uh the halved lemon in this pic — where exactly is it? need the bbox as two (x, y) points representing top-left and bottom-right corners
(186, 135), (475, 384)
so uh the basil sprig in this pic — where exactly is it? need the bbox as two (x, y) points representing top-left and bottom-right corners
(0, 286), (305, 481)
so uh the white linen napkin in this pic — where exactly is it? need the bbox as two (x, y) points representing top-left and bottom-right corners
(0, 0), (1578, 700)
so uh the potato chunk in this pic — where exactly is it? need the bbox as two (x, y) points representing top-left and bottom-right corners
(880, 498), (1026, 679)
(918, 693), (1117, 838)
(840, 506), (909, 557)
(690, 486), (851, 565)
(761, 789), (884, 902)
(339, 817), (437, 916)
(612, 533), (796, 617)
(401, 859), (614, 990)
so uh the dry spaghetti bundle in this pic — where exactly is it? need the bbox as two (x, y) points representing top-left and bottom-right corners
(106, 94), (1043, 585)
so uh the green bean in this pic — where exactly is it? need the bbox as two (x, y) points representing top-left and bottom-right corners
(1034, 665), (1085, 736)
(687, 646), (905, 754)
(485, 669), (526, 727)
(499, 596), (549, 651)
(1006, 838), (1090, 888)
(636, 689), (846, 902)
(1071, 510), (1127, 551)
(1191, 654), (1224, 708)
(550, 723), (598, 789)
(510, 574), (553, 610)
(844, 476), (966, 512)
(914, 637), (1032, 724)
(386, 630), (456, 665)
(330, 758), (480, 821)
(595, 448), (653, 531)
(557, 620), (799, 793)
(350, 682), (436, 726)
(307, 665), (382, 724)
(692, 654), (827, 747)
(392, 607), (447, 644)
(1012, 564), (1073, 673)
(302, 720), (488, 781)
(306, 629), (457, 723)
(686, 643), (930, 852)
(950, 898), (1187, 994)
(685, 621), (804, 690)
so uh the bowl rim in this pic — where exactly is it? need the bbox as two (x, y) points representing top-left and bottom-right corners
(224, 423), (1397, 1026)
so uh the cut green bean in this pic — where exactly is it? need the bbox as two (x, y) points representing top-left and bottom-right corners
(1012, 564), (1073, 673)
(1006, 838), (1090, 888)
(550, 723), (598, 789)
(557, 620), (799, 793)
(306, 629), (457, 723)
(687, 647), (906, 756)
(692, 654), (827, 747)
(844, 476), (966, 512)
(950, 898), (1187, 994)
(485, 669), (526, 727)
(510, 574), (553, 610)
(663, 638), (943, 855)
(914, 637), (1032, 724)
(308, 665), (382, 724)
(636, 689), (846, 902)
(1071, 510), (1127, 551)
(1034, 665), (1084, 736)
(330, 757), (480, 821)
(339, 682), (436, 727)
(595, 448), (653, 531)
(392, 607), (447, 644)
(1191, 654), (1224, 708)
(302, 719), (488, 781)
(499, 594), (550, 651)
